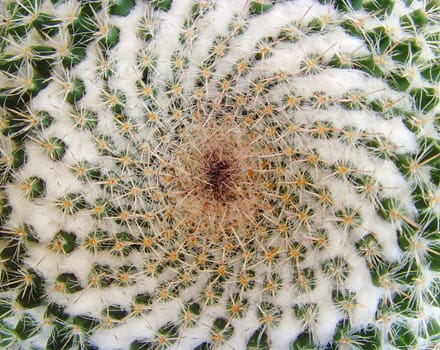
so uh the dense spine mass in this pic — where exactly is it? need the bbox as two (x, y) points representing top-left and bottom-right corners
(0, 0), (439, 349)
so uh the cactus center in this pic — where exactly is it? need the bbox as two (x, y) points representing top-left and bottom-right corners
(166, 119), (267, 240)
(202, 149), (236, 203)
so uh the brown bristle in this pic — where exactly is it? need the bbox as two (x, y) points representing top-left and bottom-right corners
(202, 149), (237, 203)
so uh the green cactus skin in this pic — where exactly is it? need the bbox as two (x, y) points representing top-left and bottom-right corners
(0, 0), (439, 349)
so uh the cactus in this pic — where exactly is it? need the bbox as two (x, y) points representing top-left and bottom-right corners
(0, 0), (439, 349)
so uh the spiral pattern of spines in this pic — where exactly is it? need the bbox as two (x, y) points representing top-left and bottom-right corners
(0, 0), (439, 349)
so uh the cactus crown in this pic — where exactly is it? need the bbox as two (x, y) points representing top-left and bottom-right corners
(0, 0), (439, 349)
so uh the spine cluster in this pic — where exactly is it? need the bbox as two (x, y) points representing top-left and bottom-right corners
(0, 0), (439, 349)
